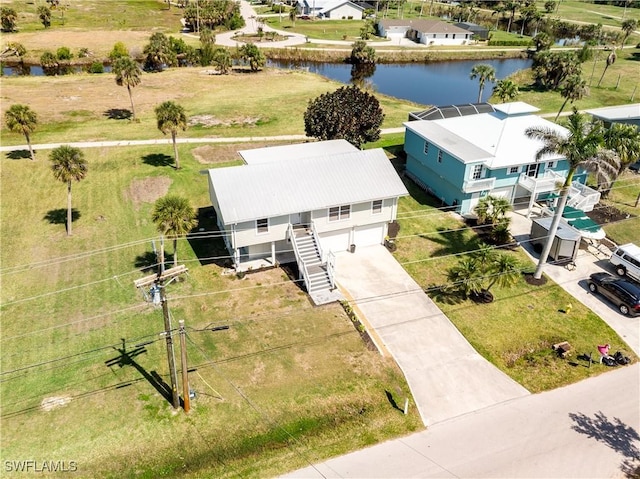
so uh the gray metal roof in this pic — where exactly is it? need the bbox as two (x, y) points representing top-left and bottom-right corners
(209, 148), (408, 224)
(586, 104), (640, 122)
(239, 139), (357, 165)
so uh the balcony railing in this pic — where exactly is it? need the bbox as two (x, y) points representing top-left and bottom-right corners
(462, 176), (495, 193)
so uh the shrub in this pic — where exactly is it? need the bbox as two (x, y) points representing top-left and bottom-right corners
(78, 47), (91, 58)
(109, 41), (129, 60)
(488, 39), (532, 47)
(87, 62), (104, 74)
(56, 46), (73, 60)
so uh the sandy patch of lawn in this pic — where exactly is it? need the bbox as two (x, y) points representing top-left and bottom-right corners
(127, 176), (171, 208)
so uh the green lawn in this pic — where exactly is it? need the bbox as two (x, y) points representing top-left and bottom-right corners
(600, 171), (640, 245)
(0, 144), (423, 478)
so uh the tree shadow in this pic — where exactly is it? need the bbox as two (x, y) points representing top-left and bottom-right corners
(103, 108), (132, 120)
(426, 226), (482, 258)
(142, 153), (174, 167)
(187, 206), (233, 267)
(5, 150), (32, 160)
(105, 339), (173, 405)
(134, 251), (160, 273)
(569, 410), (640, 463)
(44, 208), (80, 225)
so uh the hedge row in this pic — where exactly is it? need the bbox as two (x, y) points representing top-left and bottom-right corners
(488, 40), (532, 46)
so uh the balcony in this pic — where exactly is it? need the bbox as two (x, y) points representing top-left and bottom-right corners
(462, 177), (495, 193)
(518, 170), (565, 193)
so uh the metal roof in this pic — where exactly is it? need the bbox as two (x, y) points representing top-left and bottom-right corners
(239, 139), (357, 165)
(404, 107), (568, 168)
(379, 19), (470, 34)
(585, 104), (640, 122)
(209, 148), (409, 225)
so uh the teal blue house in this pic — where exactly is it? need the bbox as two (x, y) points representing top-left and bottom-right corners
(404, 102), (597, 217)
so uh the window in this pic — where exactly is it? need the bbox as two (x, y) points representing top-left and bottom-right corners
(509, 166), (519, 175)
(424, 142), (429, 155)
(256, 218), (268, 234)
(437, 150), (443, 163)
(329, 205), (350, 221)
(452, 34), (456, 39)
(472, 164), (483, 180)
(445, 34), (449, 38)
(372, 200), (383, 214)
(547, 161), (555, 169)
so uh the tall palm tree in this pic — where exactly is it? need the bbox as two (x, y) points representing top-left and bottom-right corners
(621, 19), (638, 46)
(492, 79), (519, 103)
(470, 64), (496, 103)
(601, 123), (640, 196)
(151, 195), (197, 267)
(5, 104), (38, 161)
(50, 145), (88, 236)
(113, 56), (142, 121)
(555, 74), (588, 121)
(525, 110), (620, 279)
(597, 49), (616, 87)
(155, 101), (187, 169)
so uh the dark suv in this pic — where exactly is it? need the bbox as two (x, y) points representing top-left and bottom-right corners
(588, 272), (640, 317)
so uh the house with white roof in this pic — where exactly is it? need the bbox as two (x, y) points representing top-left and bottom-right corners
(586, 104), (640, 128)
(403, 102), (599, 217)
(297, 0), (364, 19)
(378, 19), (472, 45)
(207, 140), (408, 303)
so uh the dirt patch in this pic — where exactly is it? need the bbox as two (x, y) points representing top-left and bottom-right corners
(127, 177), (171, 209)
(188, 114), (262, 128)
(587, 204), (635, 225)
(41, 396), (71, 411)
(192, 141), (301, 164)
(524, 273), (548, 286)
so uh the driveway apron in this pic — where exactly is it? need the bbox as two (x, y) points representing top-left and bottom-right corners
(335, 245), (529, 426)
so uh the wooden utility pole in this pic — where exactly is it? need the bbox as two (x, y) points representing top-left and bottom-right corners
(179, 320), (190, 413)
(134, 264), (188, 410)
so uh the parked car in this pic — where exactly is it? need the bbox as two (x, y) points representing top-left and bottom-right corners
(609, 243), (640, 282)
(588, 272), (640, 317)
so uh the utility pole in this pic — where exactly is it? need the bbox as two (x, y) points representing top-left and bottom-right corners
(179, 319), (190, 413)
(134, 264), (188, 410)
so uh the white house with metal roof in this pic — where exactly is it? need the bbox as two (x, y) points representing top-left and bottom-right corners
(297, 0), (364, 19)
(586, 104), (640, 128)
(377, 19), (472, 45)
(403, 102), (600, 217)
(207, 140), (408, 303)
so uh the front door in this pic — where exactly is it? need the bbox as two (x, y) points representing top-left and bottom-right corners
(290, 212), (302, 225)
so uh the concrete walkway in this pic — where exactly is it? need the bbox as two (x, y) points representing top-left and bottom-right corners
(508, 209), (640, 356)
(334, 245), (529, 426)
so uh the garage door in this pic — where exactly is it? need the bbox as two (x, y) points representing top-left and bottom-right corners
(319, 229), (350, 255)
(354, 224), (385, 247)
(490, 187), (514, 202)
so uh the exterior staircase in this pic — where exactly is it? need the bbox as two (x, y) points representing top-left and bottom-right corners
(289, 224), (339, 305)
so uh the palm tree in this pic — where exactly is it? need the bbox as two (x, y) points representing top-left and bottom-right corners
(5, 104), (38, 161)
(447, 257), (484, 299)
(493, 79), (519, 103)
(621, 19), (638, 46)
(486, 254), (521, 293)
(601, 123), (640, 196)
(555, 75), (588, 121)
(50, 145), (88, 236)
(525, 110), (620, 279)
(113, 56), (142, 121)
(470, 64), (496, 103)
(597, 49), (616, 87)
(155, 101), (187, 169)
(151, 195), (197, 266)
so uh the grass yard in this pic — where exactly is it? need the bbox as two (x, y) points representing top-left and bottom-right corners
(385, 159), (636, 393)
(264, 18), (378, 42)
(599, 171), (640, 245)
(552, 0), (640, 30)
(504, 48), (640, 116)
(0, 144), (423, 478)
(0, 68), (424, 147)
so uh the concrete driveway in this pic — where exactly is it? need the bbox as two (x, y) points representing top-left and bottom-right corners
(335, 245), (529, 426)
(508, 211), (640, 356)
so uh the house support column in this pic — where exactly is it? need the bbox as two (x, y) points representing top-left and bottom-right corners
(271, 242), (276, 265)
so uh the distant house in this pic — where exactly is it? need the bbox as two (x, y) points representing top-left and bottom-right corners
(454, 22), (489, 40)
(403, 102), (600, 217)
(207, 140), (408, 302)
(586, 104), (640, 128)
(377, 19), (472, 45)
(297, 0), (364, 19)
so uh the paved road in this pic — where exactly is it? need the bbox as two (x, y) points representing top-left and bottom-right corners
(282, 363), (640, 478)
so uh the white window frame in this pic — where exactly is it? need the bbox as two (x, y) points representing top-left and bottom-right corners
(329, 205), (351, 222)
(509, 166), (519, 175)
(547, 161), (555, 169)
(256, 218), (269, 234)
(437, 150), (443, 163)
(372, 199), (383, 215)
(472, 164), (483, 180)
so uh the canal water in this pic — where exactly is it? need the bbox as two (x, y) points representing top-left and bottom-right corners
(3, 58), (532, 107)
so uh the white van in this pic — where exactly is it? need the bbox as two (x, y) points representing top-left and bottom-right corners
(610, 243), (640, 282)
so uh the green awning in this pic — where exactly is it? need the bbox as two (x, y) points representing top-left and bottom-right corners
(562, 206), (589, 219)
(568, 217), (601, 233)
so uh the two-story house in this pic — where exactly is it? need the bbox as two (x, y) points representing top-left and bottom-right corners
(207, 140), (408, 303)
(403, 102), (599, 217)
